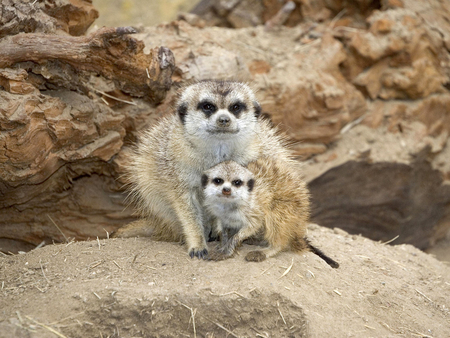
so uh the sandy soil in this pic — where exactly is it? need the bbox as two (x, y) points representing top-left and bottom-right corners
(1, 224), (449, 338)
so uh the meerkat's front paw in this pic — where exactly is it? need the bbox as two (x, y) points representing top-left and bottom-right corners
(245, 250), (267, 262)
(188, 247), (208, 259)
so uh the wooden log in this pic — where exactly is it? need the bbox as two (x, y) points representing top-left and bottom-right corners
(0, 0), (177, 253)
(0, 89), (151, 253)
(0, 27), (175, 103)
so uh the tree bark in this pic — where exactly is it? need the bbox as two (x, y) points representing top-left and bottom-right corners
(0, 3), (176, 253)
(0, 27), (175, 103)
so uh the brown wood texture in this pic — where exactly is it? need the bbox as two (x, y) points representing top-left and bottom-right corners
(0, 27), (175, 102)
(0, 2), (176, 253)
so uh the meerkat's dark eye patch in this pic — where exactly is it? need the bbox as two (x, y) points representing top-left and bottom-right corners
(228, 101), (246, 117)
(247, 179), (255, 191)
(253, 101), (262, 118)
(213, 178), (224, 185)
(232, 179), (243, 187)
(197, 100), (217, 117)
(201, 174), (208, 188)
(178, 102), (188, 124)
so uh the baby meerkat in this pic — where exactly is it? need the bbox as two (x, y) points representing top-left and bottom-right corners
(202, 159), (339, 268)
(113, 80), (293, 259)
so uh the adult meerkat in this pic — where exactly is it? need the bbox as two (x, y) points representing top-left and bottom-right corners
(114, 80), (292, 259)
(202, 159), (339, 268)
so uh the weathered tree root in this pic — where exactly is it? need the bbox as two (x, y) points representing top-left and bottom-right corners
(0, 26), (175, 103)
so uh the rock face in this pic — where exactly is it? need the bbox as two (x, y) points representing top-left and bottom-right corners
(346, 9), (447, 100)
(136, 21), (367, 155)
(309, 159), (450, 249)
(1, 0), (450, 255)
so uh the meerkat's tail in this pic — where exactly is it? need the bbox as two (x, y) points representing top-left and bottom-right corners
(292, 236), (339, 268)
(306, 239), (339, 268)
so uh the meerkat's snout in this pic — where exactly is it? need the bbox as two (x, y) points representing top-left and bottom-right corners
(211, 110), (237, 133)
(217, 114), (231, 127)
(222, 187), (231, 195)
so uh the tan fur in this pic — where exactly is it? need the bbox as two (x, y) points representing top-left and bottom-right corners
(203, 158), (310, 261)
(113, 80), (292, 258)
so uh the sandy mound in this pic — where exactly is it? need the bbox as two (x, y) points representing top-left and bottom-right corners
(1, 225), (449, 338)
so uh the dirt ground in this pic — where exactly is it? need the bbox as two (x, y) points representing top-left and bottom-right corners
(1, 224), (449, 338)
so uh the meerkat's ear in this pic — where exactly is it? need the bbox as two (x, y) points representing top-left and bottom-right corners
(247, 179), (255, 191)
(253, 101), (261, 118)
(178, 102), (188, 124)
(201, 174), (208, 188)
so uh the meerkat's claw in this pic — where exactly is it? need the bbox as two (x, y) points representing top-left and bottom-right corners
(245, 250), (267, 262)
(189, 248), (208, 259)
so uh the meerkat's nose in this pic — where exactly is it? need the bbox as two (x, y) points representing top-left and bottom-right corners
(222, 187), (231, 195)
(217, 114), (231, 127)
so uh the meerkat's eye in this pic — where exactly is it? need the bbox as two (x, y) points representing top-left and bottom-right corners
(232, 179), (243, 187)
(213, 178), (224, 185)
(198, 101), (217, 116)
(228, 101), (246, 116)
(203, 103), (214, 111)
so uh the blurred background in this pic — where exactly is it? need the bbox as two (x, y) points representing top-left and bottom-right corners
(94, 0), (198, 27)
